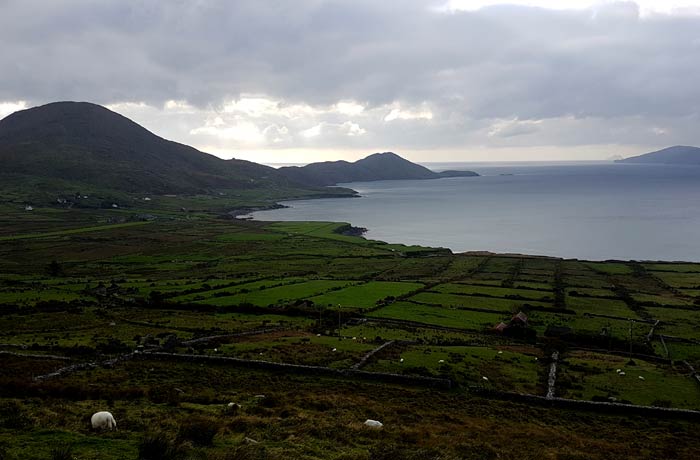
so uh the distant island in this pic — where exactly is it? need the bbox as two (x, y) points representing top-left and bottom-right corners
(616, 145), (700, 165)
(278, 152), (479, 186)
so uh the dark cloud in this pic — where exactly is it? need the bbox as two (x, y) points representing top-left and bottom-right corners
(1, 0), (700, 156)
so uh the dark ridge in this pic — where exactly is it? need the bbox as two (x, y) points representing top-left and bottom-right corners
(278, 151), (478, 186)
(616, 145), (700, 165)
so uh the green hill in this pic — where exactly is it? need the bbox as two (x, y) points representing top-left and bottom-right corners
(617, 145), (700, 165)
(0, 101), (323, 196)
(278, 152), (478, 186)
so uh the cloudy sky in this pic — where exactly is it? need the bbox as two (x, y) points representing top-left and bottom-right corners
(2, 0), (700, 163)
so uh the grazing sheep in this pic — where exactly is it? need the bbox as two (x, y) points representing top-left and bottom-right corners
(364, 419), (383, 428)
(399, 358), (404, 363)
(438, 359), (445, 363)
(91, 411), (117, 430)
(619, 371), (626, 376)
(226, 402), (242, 413)
(482, 376), (489, 381)
(638, 375), (645, 381)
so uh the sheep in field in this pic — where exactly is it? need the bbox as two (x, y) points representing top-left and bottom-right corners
(91, 411), (117, 431)
(364, 419), (383, 428)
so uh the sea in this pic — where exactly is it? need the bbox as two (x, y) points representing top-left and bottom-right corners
(250, 162), (700, 262)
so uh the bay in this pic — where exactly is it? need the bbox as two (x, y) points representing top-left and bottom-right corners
(250, 162), (700, 262)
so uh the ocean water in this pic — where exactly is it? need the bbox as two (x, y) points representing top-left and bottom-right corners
(250, 162), (700, 262)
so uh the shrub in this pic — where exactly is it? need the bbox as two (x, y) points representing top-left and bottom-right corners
(0, 441), (10, 460)
(0, 401), (31, 429)
(177, 416), (219, 446)
(148, 386), (181, 406)
(138, 432), (182, 460)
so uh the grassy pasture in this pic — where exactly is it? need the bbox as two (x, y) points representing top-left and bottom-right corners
(632, 293), (696, 306)
(207, 331), (376, 368)
(565, 295), (639, 318)
(513, 281), (553, 290)
(565, 287), (617, 298)
(431, 283), (553, 301)
(368, 302), (507, 330)
(643, 263), (700, 273)
(438, 256), (486, 279)
(646, 307), (700, 338)
(194, 280), (352, 307)
(308, 281), (424, 309)
(365, 344), (543, 393)
(584, 262), (634, 275)
(341, 324), (479, 343)
(564, 276), (613, 289)
(410, 292), (551, 312)
(558, 351), (700, 409)
(652, 272), (700, 289)
(173, 278), (301, 303)
(480, 257), (521, 274)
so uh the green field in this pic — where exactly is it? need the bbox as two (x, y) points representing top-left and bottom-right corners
(308, 281), (424, 309)
(559, 351), (700, 409)
(1, 201), (700, 459)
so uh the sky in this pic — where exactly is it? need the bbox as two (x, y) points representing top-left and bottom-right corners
(1, 0), (700, 164)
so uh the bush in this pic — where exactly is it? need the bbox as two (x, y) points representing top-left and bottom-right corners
(0, 401), (31, 429)
(138, 432), (182, 460)
(0, 441), (10, 460)
(148, 386), (181, 406)
(177, 416), (219, 446)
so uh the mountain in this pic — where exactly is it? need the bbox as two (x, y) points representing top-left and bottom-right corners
(0, 101), (311, 195)
(278, 152), (478, 186)
(616, 145), (700, 165)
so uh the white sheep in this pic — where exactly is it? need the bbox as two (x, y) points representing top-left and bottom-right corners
(91, 411), (117, 430)
(364, 419), (383, 428)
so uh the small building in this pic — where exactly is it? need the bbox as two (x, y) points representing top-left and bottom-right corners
(511, 311), (528, 326)
(494, 312), (530, 335)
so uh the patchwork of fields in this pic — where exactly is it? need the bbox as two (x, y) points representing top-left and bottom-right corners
(1, 204), (699, 458)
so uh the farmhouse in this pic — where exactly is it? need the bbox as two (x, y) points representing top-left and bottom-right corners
(493, 312), (530, 335)
(511, 311), (528, 326)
